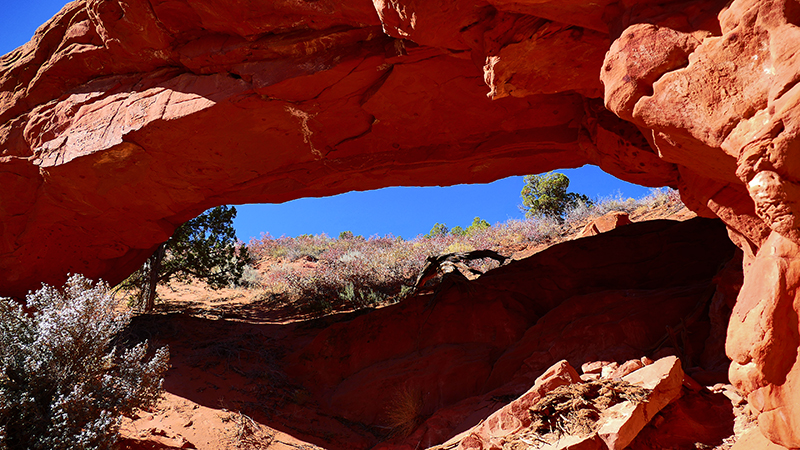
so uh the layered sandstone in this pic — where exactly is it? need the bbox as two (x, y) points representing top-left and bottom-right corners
(4, 0), (800, 447)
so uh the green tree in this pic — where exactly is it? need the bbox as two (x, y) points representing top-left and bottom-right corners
(520, 172), (592, 220)
(122, 206), (251, 312)
(425, 223), (449, 238)
(465, 217), (490, 235)
(338, 230), (364, 240)
(450, 226), (466, 236)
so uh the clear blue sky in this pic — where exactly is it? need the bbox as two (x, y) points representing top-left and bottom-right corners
(4, 0), (658, 241)
(232, 169), (652, 241)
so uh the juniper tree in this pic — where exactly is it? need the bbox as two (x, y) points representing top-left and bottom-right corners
(121, 205), (250, 311)
(520, 172), (592, 220)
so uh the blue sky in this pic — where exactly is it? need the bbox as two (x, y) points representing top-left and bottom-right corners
(4, 0), (658, 241)
(232, 169), (652, 241)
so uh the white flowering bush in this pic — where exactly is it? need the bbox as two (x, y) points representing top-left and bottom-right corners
(0, 274), (169, 450)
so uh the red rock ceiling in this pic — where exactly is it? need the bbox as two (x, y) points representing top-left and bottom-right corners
(3, 0), (800, 447)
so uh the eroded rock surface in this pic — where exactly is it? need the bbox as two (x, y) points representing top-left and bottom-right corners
(4, 0), (800, 447)
(284, 218), (736, 449)
(601, 1), (800, 446)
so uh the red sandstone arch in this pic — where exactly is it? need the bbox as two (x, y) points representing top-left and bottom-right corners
(3, 0), (800, 446)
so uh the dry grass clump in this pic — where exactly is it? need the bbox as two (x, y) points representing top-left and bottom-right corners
(384, 385), (425, 438)
(224, 411), (275, 449)
(528, 380), (650, 439)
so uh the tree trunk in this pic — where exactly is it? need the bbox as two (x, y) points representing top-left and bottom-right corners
(144, 244), (166, 312)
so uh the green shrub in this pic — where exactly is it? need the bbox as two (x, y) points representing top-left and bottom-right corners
(338, 283), (388, 309)
(0, 275), (169, 450)
(450, 226), (465, 236)
(465, 217), (490, 235)
(425, 223), (449, 238)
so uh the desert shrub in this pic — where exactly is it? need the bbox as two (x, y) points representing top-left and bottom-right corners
(338, 230), (365, 240)
(238, 264), (263, 288)
(564, 187), (681, 223)
(640, 187), (683, 210)
(339, 283), (388, 309)
(385, 385), (425, 438)
(445, 242), (475, 254)
(0, 275), (169, 450)
(227, 410), (275, 449)
(251, 234), (425, 314)
(247, 233), (289, 260)
(284, 234), (330, 261)
(252, 224), (538, 312)
(248, 188), (683, 314)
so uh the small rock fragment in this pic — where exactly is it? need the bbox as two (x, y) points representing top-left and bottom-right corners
(607, 359), (645, 379)
(596, 356), (684, 450)
(600, 362), (620, 379)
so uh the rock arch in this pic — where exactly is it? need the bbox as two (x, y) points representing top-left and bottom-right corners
(3, 0), (800, 446)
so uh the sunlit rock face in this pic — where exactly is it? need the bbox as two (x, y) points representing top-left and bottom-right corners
(602, 1), (800, 446)
(4, 0), (800, 446)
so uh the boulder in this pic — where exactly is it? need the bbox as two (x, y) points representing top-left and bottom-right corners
(606, 359), (645, 380)
(577, 212), (633, 238)
(731, 428), (790, 450)
(727, 231), (800, 448)
(627, 384), (738, 450)
(621, 356), (684, 421)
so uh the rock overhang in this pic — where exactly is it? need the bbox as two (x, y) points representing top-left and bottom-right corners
(1, 0), (690, 297)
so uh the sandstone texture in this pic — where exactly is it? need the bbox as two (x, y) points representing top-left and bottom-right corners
(285, 218), (736, 449)
(5, 0), (800, 447)
(1, 0), (690, 297)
